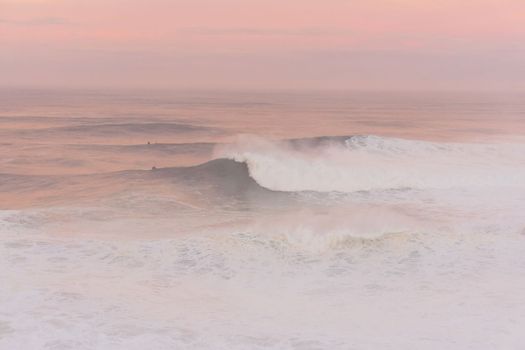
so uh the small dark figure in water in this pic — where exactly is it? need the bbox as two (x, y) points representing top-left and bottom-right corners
(152, 166), (157, 171)
(147, 141), (151, 145)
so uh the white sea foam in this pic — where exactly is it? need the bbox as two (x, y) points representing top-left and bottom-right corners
(2, 214), (525, 350)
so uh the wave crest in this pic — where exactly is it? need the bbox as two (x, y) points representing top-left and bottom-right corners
(215, 135), (525, 192)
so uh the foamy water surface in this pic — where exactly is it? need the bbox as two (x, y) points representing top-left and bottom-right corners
(1, 90), (525, 349)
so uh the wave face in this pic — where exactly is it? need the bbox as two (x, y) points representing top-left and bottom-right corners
(216, 135), (525, 192)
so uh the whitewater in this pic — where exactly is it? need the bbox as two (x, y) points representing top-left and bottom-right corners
(1, 90), (525, 349)
(220, 134), (525, 191)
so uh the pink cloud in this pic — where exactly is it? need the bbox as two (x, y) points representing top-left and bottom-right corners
(1, 0), (524, 89)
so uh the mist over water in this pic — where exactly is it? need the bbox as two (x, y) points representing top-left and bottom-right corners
(1, 90), (525, 349)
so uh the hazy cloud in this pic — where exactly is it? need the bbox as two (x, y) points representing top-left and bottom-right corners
(0, 17), (69, 26)
(181, 27), (352, 37)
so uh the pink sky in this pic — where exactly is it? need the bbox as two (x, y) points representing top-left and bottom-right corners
(1, 0), (524, 90)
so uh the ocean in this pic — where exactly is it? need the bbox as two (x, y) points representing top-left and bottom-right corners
(1, 89), (525, 349)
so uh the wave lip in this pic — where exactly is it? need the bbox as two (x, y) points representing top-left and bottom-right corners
(215, 134), (525, 193)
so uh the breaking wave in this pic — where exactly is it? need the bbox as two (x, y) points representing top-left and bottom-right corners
(214, 135), (525, 192)
(3, 135), (525, 209)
